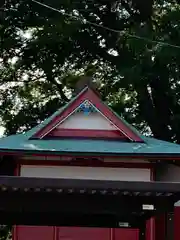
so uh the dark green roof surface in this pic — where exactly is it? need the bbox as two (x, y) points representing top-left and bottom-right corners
(0, 128), (180, 156)
(0, 86), (180, 156)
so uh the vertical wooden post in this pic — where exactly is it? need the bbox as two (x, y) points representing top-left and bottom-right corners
(139, 222), (146, 240)
(155, 214), (166, 240)
(166, 212), (174, 240)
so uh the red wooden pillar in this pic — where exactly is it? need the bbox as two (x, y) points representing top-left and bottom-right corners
(174, 207), (180, 240)
(155, 214), (166, 240)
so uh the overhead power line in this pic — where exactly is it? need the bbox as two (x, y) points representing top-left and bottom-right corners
(32, 0), (180, 49)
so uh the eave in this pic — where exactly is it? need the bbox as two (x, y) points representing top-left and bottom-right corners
(1, 148), (180, 160)
(0, 176), (179, 227)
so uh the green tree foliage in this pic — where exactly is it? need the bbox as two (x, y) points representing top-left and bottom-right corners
(1, 0), (180, 142)
(0, 0), (180, 141)
(0, 226), (11, 240)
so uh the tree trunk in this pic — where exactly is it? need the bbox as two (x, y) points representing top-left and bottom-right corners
(136, 84), (173, 141)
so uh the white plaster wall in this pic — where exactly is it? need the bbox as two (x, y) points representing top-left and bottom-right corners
(20, 165), (151, 181)
(58, 112), (116, 130)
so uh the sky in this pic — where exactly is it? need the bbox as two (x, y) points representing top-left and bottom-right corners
(0, 127), (5, 137)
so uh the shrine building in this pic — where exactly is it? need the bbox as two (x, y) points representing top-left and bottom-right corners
(0, 84), (180, 240)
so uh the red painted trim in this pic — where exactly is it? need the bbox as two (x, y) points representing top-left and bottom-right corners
(151, 218), (155, 240)
(47, 129), (127, 139)
(150, 167), (155, 181)
(12, 226), (18, 240)
(110, 228), (114, 240)
(14, 162), (20, 176)
(53, 227), (58, 240)
(174, 207), (180, 240)
(148, 167), (155, 240)
(18, 159), (154, 169)
(33, 88), (143, 142)
(27, 155), (180, 160)
(1, 151), (180, 161)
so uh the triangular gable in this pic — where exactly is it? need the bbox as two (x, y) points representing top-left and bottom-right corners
(32, 87), (144, 142)
(46, 100), (126, 139)
(57, 100), (117, 129)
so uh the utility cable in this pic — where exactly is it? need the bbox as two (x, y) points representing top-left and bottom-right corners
(32, 0), (180, 49)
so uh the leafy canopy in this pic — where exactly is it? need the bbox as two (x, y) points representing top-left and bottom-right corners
(0, 0), (180, 143)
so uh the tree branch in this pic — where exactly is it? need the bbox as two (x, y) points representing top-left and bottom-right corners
(45, 72), (69, 102)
